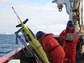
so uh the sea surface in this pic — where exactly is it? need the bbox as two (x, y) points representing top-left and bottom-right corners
(0, 34), (23, 57)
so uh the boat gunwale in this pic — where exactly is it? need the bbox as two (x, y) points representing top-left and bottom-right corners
(0, 47), (23, 63)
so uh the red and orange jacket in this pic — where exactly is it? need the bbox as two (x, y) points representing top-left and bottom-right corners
(40, 33), (59, 53)
(40, 33), (65, 63)
(59, 26), (79, 55)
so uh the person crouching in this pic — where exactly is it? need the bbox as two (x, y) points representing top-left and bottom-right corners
(36, 31), (65, 63)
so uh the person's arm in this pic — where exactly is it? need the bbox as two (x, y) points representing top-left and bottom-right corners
(59, 30), (65, 40)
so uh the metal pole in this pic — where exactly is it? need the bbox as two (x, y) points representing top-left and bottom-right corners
(69, 1), (73, 20)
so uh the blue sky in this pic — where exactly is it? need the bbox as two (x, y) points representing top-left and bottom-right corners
(0, 0), (83, 35)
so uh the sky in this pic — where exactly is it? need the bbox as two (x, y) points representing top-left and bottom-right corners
(0, 0), (83, 35)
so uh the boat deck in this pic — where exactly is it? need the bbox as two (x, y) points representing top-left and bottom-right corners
(7, 59), (84, 63)
(76, 59), (84, 63)
(6, 59), (84, 63)
(0, 42), (84, 63)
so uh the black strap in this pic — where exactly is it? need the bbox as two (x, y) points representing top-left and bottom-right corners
(44, 34), (49, 37)
(49, 45), (59, 53)
(65, 40), (73, 42)
(66, 28), (75, 33)
(71, 29), (75, 33)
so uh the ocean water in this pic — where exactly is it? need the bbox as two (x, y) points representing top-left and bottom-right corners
(0, 34), (23, 57)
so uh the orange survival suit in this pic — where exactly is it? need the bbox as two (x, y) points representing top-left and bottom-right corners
(59, 26), (79, 63)
(40, 33), (65, 63)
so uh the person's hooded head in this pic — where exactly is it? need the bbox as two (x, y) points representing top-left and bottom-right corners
(36, 31), (45, 40)
(67, 20), (74, 29)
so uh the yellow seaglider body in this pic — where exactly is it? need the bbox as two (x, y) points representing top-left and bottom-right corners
(21, 22), (50, 63)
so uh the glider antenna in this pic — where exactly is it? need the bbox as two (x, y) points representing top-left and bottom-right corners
(12, 7), (21, 23)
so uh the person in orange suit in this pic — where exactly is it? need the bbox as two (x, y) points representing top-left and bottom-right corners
(59, 20), (79, 63)
(36, 31), (65, 63)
